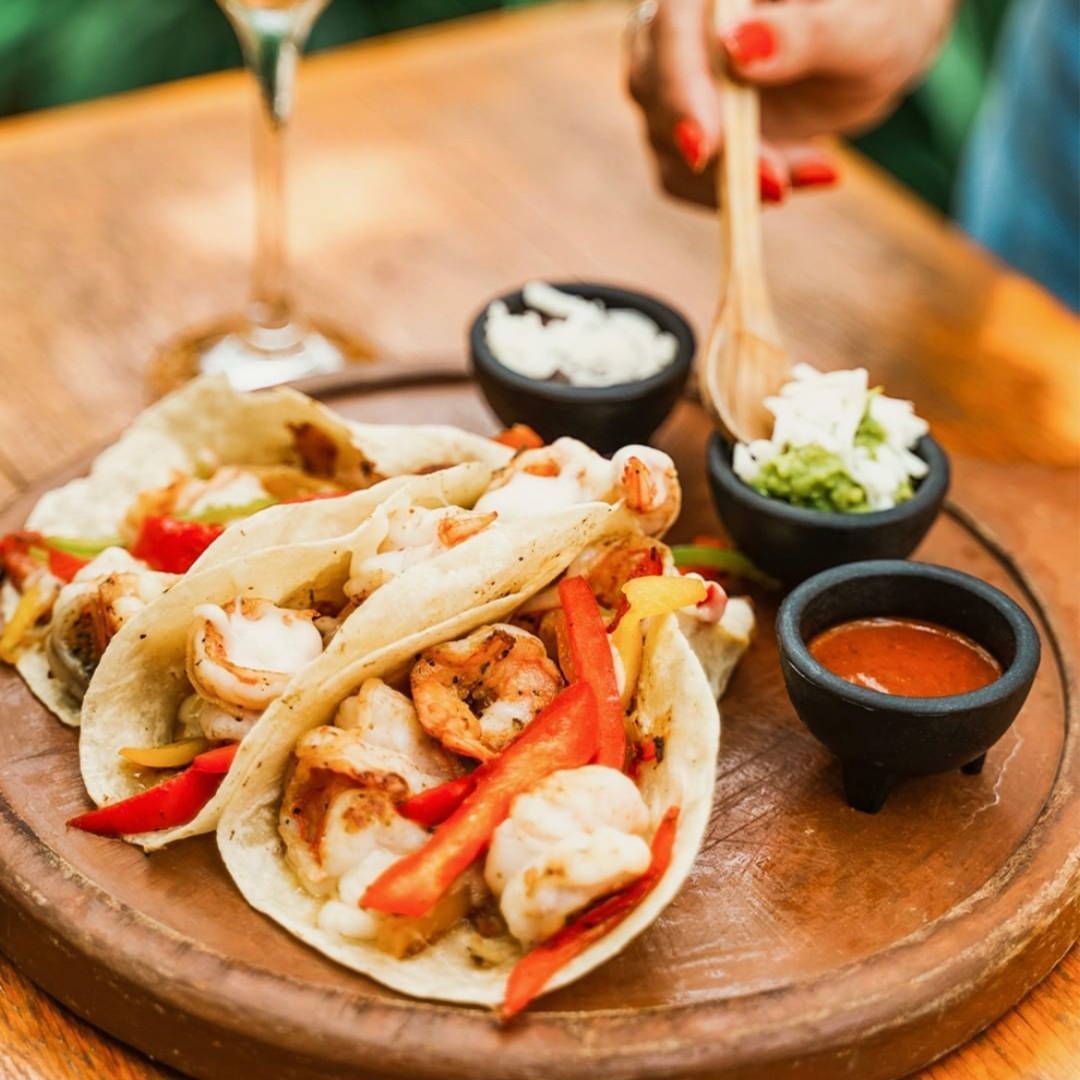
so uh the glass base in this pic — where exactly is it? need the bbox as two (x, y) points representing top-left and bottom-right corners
(149, 314), (375, 396)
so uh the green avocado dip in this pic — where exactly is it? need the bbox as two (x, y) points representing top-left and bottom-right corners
(748, 408), (901, 513)
(750, 445), (869, 513)
(734, 365), (929, 514)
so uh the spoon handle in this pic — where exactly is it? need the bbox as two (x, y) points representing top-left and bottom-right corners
(713, 0), (776, 332)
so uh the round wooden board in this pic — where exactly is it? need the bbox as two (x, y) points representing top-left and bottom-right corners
(0, 369), (1077, 1080)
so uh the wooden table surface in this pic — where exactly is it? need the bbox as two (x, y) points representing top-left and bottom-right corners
(0, 2), (1076, 1077)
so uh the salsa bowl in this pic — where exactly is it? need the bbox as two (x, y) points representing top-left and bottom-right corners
(776, 560), (1040, 813)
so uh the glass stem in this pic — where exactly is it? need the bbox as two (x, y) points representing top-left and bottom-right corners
(226, 4), (319, 336)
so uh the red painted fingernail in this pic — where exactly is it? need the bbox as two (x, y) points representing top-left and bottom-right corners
(674, 119), (707, 172)
(791, 160), (840, 188)
(759, 159), (785, 203)
(721, 20), (777, 65)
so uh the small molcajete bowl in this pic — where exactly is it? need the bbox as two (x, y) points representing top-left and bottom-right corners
(706, 434), (950, 586)
(776, 560), (1040, 813)
(469, 282), (694, 455)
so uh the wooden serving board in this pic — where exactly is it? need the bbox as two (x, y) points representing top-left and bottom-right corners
(0, 370), (1076, 1080)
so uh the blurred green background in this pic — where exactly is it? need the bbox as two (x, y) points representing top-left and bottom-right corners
(0, 0), (1009, 214)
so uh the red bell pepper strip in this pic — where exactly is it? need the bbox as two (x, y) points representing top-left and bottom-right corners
(47, 547), (89, 582)
(558, 576), (626, 771)
(67, 767), (225, 837)
(397, 772), (480, 828)
(493, 424), (545, 451)
(192, 741), (240, 774)
(364, 681), (598, 919)
(131, 515), (224, 573)
(0, 532), (43, 589)
(1, 531), (88, 585)
(501, 806), (680, 1018)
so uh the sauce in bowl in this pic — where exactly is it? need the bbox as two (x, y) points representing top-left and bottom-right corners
(808, 616), (1002, 698)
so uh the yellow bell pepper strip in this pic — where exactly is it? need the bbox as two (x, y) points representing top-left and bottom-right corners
(501, 806), (680, 1018)
(610, 575), (707, 706)
(558, 576), (627, 770)
(363, 681), (598, 919)
(670, 541), (778, 590)
(605, 546), (666, 634)
(119, 738), (210, 769)
(0, 579), (56, 663)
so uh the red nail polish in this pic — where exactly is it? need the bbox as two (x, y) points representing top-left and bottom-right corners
(674, 119), (706, 172)
(791, 161), (840, 188)
(722, 20), (777, 65)
(758, 159), (785, 203)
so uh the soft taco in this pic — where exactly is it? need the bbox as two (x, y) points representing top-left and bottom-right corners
(0, 375), (511, 724)
(73, 465), (618, 850)
(216, 522), (752, 1015)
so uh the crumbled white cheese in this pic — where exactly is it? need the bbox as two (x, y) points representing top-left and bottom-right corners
(485, 282), (678, 388)
(733, 364), (929, 511)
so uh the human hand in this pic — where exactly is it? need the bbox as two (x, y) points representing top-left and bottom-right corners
(626, 0), (954, 206)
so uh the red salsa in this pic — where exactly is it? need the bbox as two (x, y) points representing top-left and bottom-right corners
(808, 616), (1002, 698)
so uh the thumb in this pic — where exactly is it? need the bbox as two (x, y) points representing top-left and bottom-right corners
(718, 2), (878, 86)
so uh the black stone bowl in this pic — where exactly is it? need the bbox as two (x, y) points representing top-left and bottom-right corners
(469, 282), (694, 455)
(706, 433), (949, 586)
(777, 560), (1040, 813)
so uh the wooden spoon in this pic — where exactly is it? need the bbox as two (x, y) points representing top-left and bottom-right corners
(701, 0), (791, 444)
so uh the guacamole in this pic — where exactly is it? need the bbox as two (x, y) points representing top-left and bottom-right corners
(853, 405), (887, 450)
(750, 445), (870, 513)
(733, 366), (928, 514)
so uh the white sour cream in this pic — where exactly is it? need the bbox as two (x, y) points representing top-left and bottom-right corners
(474, 437), (614, 520)
(485, 282), (678, 388)
(188, 599), (324, 712)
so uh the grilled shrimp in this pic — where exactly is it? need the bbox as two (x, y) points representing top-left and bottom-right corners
(280, 690), (470, 956)
(337, 678), (462, 779)
(610, 446), (680, 537)
(178, 694), (260, 742)
(186, 597), (323, 714)
(280, 681), (457, 896)
(485, 765), (652, 946)
(513, 533), (666, 630)
(46, 550), (175, 697)
(410, 624), (564, 760)
(474, 437), (680, 536)
(567, 534), (666, 611)
(347, 505), (498, 601)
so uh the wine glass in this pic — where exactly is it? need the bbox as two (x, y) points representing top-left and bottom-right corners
(151, 0), (372, 394)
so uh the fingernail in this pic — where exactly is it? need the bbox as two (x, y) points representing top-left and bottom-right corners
(674, 119), (707, 172)
(759, 159), (785, 203)
(721, 20), (777, 65)
(791, 160), (840, 188)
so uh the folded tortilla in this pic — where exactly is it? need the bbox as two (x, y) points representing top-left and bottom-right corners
(216, 580), (726, 1008)
(4, 375), (511, 725)
(79, 469), (614, 850)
